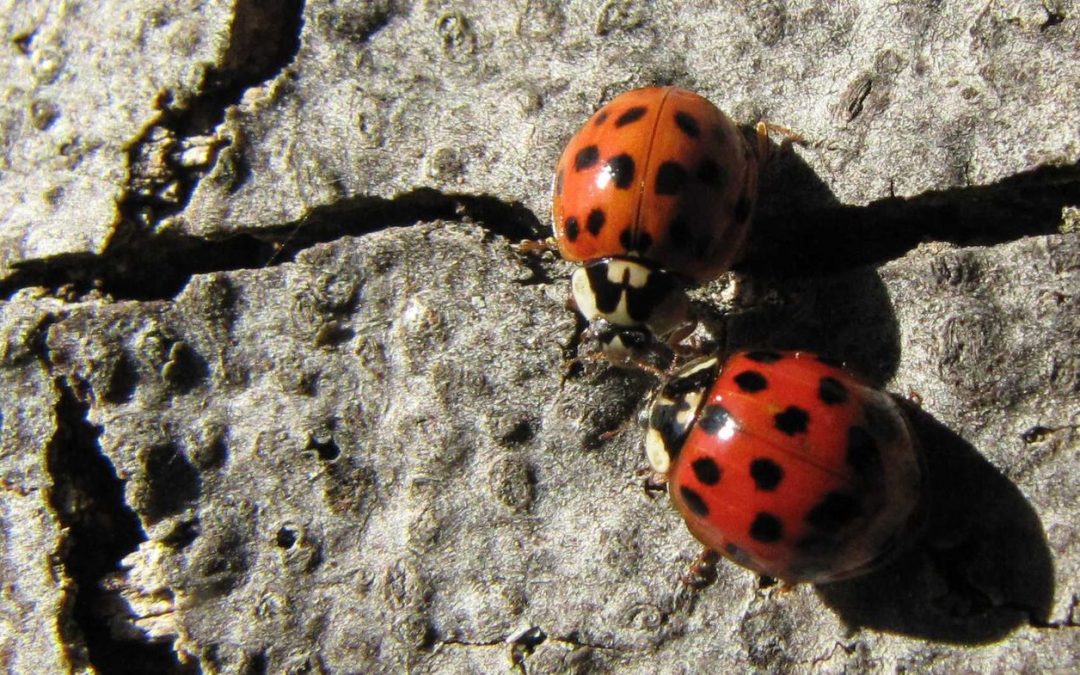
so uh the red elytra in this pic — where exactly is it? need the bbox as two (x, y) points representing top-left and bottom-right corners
(646, 350), (924, 584)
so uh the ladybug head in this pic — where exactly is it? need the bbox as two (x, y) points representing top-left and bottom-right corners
(570, 258), (694, 367)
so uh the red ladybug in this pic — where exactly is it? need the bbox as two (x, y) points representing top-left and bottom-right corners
(646, 350), (924, 584)
(551, 87), (767, 366)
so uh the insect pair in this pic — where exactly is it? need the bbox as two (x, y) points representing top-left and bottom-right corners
(538, 87), (924, 585)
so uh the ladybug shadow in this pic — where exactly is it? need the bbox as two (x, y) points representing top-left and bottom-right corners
(815, 405), (1054, 644)
(713, 264), (901, 385)
(744, 143), (1076, 277)
(693, 140), (904, 383)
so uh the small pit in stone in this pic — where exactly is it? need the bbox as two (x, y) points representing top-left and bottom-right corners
(276, 527), (298, 549)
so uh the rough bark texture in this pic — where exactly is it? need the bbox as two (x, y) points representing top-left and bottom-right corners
(1, 1), (1078, 672)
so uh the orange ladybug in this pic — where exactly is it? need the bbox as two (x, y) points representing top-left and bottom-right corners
(552, 87), (767, 367)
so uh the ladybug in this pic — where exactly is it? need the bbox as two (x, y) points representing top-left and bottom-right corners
(551, 86), (767, 366)
(645, 350), (924, 584)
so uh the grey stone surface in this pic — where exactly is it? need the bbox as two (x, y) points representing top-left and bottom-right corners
(0, 1), (235, 280)
(0, 0), (1078, 673)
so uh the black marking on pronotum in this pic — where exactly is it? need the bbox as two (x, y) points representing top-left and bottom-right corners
(655, 161), (688, 195)
(564, 216), (580, 242)
(623, 268), (676, 324)
(745, 350), (782, 363)
(691, 458), (721, 485)
(574, 145), (599, 171)
(584, 262), (622, 314)
(586, 208), (606, 236)
(674, 111), (700, 137)
(805, 492), (862, 532)
(749, 458), (783, 491)
(698, 404), (732, 435)
(734, 370), (767, 393)
(749, 513), (783, 543)
(681, 486), (709, 517)
(615, 106), (648, 127)
(650, 397), (693, 463)
(663, 361), (718, 398)
(818, 376), (848, 405)
(774, 406), (809, 435)
(607, 154), (635, 189)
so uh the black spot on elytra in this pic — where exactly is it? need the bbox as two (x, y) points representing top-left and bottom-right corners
(619, 228), (652, 253)
(692, 458), (721, 485)
(594, 109), (609, 126)
(745, 350), (782, 363)
(554, 170), (564, 195)
(698, 404), (733, 435)
(749, 513), (783, 543)
(674, 111), (700, 137)
(586, 208), (605, 235)
(574, 145), (599, 171)
(564, 216), (579, 242)
(734, 370), (767, 393)
(696, 158), (726, 188)
(734, 192), (752, 223)
(819, 377), (848, 405)
(805, 492), (862, 532)
(668, 214), (690, 247)
(615, 106), (647, 127)
(774, 406), (809, 435)
(749, 458), (784, 491)
(655, 161), (688, 195)
(846, 426), (882, 481)
(607, 153), (635, 189)
(680, 486), (709, 517)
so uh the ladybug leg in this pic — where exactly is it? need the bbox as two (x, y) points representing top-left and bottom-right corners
(512, 236), (558, 256)
(667, 319), (701, 358)
(756, 121), (809, 164)
(681, 548), (721, 590)
(634, 466), (668, 497)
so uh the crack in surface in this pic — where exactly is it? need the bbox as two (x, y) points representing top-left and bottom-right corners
(38, 321), (192, 673)
(121, 0), (306, 229)
(0, 188), (541, 302)
(4, 158), (1075, 304)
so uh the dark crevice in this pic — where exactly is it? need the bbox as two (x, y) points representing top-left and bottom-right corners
(46, 377), (193, 673)
(0, 189), (541, 302)
(744, 160), (1080, 277)
(2, 160), (1074, 304)
(122, 1), (306, 228)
